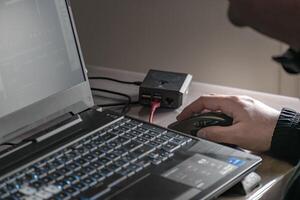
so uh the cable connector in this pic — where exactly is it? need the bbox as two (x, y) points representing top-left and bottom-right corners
(149, 99), (161, 123)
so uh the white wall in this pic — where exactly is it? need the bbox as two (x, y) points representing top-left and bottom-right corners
(71, 0), (300, 97)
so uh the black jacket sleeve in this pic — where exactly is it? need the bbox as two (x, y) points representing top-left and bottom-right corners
(270, 108), (300, 165)
(270, 109), (300, 200)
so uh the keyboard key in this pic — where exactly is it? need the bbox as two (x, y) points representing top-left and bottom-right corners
(123, 122), (137, 129)
(76, 158), (89, 167)
(147, 131), (161, 137)
(130, 130), (143, 137)
(90, 172), (105, 183)
(170, 137), (186, 146)
(114, 136), (130, 145)
(55, 192), (70, 200)
(112, 148), (128, 157)
(128, 120), (142, 127)
(65, 162), (81, 171)
(118, 126), (130, 133)
(162, 142), (180, 153)
(59, 166), (72, 175)
(98, 157), (112, 166)
(123, 132), (137, 140)
(135, 127), (148, 133)
(117, 168), (135, 177)
(141, 124), (166, 134)
(107, 163), (121, 173)
(83, 154), (97, 162)
(102, 133), (118, 143)
(99, 145), (113, 154)
(142, 133), (155, 140)
(148, 140), (161, 148)
(124, 140), (142, 152)
(165, 131), (177, 138)
(65, 186), (80, 196)
(123, 154), (137, 163)
(110, 129), (124, 136)
(64, 175), (79, 185)
(73, 170), (88, 180)
(43, 185), (62, 194)
(92, 149), (105, 157)
(41, 176), (54, 184)
(99, 168), (114, 178)
(54, 180), (70, 189)
(23, 196), (43, 200)
(106, 153), (120, 161)
(107, 141), (121, 149)
(127, 163), (142, 173)
(35, 190), (53, 199)
(133, 145), (155, 159)
(154, 137), (168, 145)
(19, 186), (37, 196)
(49, 171), (64, 181)
(115, 158), (129, 168)
(151, 158), (162, 165)
(135, 157), (152, 168)
(82, 166), (97, 175)
(30, 181), (43, 189)
(175, 135), (192, 143)
(82, 177), (97, 187)
(73, 182), (88, 192)
(159, 134), (173, 141)
(11, 191), (24, 199)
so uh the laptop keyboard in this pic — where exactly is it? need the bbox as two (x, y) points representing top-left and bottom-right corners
(0, 117), (192, 200)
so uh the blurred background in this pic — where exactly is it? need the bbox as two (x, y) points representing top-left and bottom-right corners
(71, 0), (300, 97)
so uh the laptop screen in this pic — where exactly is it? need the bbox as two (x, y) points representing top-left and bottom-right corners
(0, 0), (93, 143)
(0, 0), (85, 119)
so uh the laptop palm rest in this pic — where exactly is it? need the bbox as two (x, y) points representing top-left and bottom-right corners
(111, 174), (200, 200)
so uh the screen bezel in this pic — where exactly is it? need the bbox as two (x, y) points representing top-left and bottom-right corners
(0, 0), (94, 144)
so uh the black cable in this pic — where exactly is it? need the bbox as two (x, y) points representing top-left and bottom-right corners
(91, 88), (134, 114)
(97, 101), (139, 108)
(89, 76), (142, 86)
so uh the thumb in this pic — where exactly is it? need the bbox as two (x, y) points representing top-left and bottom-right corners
(197, 125), (238, 144)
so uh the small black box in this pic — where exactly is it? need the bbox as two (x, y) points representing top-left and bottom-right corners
(139, 69), (192, 108)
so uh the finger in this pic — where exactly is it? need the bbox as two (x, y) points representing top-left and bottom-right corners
(196, 125), (239, 145)
(177, 95), (238, 120)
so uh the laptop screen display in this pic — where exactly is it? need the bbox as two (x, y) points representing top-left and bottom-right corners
(0, 0), (85, 119)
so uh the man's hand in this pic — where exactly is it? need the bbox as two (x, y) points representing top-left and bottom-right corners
(177, 95), (280, 152)
(227, 0), (300, 49)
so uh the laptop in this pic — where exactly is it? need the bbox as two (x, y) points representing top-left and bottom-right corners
(0, 0), (262, 199)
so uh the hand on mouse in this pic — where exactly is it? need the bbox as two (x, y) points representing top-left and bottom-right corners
(177, 95), (280, 152)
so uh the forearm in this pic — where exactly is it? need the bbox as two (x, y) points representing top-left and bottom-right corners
(269, 108), (300, 165)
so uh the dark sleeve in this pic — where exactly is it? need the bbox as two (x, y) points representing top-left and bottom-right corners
(269, 108), (300, 165)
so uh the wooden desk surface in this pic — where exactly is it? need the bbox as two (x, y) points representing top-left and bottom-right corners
(88, 66), (299, 200)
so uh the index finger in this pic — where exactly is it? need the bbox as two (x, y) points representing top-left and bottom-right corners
(177, 95), (238, 120)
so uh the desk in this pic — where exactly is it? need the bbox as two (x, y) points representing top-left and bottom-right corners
(88, 65), (299, 200)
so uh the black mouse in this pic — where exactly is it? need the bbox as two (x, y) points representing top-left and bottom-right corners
(168, 112), (233, 136)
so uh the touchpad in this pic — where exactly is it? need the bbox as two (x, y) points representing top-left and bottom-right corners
(111, 174), (200, 200)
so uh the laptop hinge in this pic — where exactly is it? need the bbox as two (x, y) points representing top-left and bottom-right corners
(0, 113), (82, 158)
(34, 114), (82, 142)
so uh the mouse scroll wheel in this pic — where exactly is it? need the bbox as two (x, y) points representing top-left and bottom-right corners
(193, 120), (220, 127)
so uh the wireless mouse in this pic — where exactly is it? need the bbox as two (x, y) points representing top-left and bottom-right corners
(168, 112), (233, 136)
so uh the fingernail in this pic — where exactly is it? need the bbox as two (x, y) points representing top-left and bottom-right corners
(197, 130), (206, 138)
